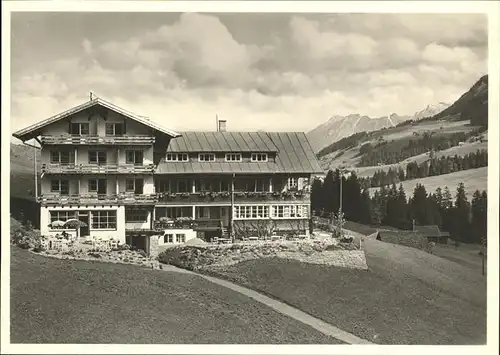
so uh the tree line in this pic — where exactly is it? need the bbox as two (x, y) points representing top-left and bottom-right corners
(311, 169), (487, 244)
(358, 128), (486, 167)
(361, 149), (488, 188)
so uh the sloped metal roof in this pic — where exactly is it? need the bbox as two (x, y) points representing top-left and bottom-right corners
(167, 132), (279, 153)
(12, 98), (181, 141)
(157, 132), (323, 174)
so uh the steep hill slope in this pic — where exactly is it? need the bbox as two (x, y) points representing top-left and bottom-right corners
(431, 75), (488, 127)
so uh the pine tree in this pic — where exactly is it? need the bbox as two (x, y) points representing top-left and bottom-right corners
(471, 190), (488, 244)
(410, 184), (429, 225)
(310, 178), (323, 216)
(452, 182), (471, 242)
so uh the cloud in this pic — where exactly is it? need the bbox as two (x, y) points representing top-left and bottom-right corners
(10, 13), (488, 136)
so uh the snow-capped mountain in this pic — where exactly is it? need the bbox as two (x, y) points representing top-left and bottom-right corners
(307, 103), (450, 153)
(412, 102), (450, 120)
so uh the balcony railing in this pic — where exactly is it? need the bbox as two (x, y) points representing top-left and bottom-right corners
(38, 193), (158, 205)
(40, 135), (155, 146)
(156, 190), (310, 204)
(41, 163), (155, 175)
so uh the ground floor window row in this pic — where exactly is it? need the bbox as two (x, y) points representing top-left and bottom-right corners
(49, 210), (117, 230)
(163, 233), (186, 244)
(233, 204), (309, 219)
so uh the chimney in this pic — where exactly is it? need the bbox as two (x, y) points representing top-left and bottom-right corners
(218, 120), (227, 132)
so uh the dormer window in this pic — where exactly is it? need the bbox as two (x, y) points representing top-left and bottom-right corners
(198, 153), (215, 162)
(106, 123), (125, 136)
(225, 153), (242, 162)
(166, 153), (189, 162)
(69, 123), (90, 135)
(251, 153), (268, 162)
(287, 177), (298, 190)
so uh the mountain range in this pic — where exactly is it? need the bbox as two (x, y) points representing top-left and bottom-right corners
(307, 102), (451, 153)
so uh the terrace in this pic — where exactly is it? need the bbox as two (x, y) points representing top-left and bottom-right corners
(40, 135), (155, 146)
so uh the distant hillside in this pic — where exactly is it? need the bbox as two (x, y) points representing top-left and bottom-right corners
(368, 167), (487, 199)
(316, 75), (488, 172)
(431, 75), (488, 127)
(307, 102), (450, 153)
(10, 143), (40, 200)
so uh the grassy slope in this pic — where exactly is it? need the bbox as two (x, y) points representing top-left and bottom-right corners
(10, 248), (336, 344)
(368, 167), (487, 198)
(211, 237), (486, 345)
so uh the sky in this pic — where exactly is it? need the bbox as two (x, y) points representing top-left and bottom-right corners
(10, 12), (488, 134)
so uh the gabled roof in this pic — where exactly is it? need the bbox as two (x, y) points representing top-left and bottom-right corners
(167, 132), (279, 153)
(414, 225), (442, 237)
(12, 97), (181, 141)
(157, 132), (323, 174)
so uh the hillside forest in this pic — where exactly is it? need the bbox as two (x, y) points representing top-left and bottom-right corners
(310, 169), (487, 244)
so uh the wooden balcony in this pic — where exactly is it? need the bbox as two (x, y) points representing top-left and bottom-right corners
(156, 191), (310, 204)
(41, 163), (155, 175)
(38, 193), (158, 206)
(40, 135), (155, 146)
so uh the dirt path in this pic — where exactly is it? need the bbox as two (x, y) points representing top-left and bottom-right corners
(161, 264), (374, 345)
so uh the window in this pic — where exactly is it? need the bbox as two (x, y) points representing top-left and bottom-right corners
(105, 123), (125, 136)
(125, 210), (148, 223)
(176, 234), (186, 243)
(125, 179), (144, 194)
(89, 151), (107, 165)
(287, 177), (298, 190)
(225, 153), (242, 162)
(234, 178), (268, 192)
(50, 211), (77, 224)
(177, 180), (188, 193)
(198, 153), (215, 162)
(51, 180), (69, 195)
(88, 179), (107, 194)
(164, 234), (174, 243)
(251, 153), (268, 162)
(166, 153), (189, 162)
(271, 205), (309, 219)
(165, 207), (191, 219)
(126, 150), (144, 165)
(50, 151), (72, 164)
(91, 210), (117, 229)
(233, 205), (270, 219)
(195, 179), (216, 192)
(70, 123), (90, 135)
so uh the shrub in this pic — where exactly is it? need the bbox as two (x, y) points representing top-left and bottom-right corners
(32, 245), (45, 253)
(137, 250), (147, 258)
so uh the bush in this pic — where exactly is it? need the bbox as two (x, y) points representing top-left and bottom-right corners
(137, 250), (147, 258)
(32, 245), (45, 253)
(118, 243), (131, 251)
